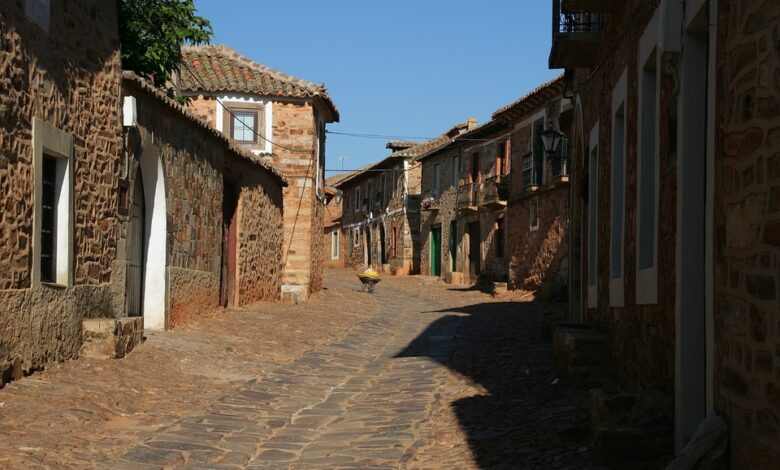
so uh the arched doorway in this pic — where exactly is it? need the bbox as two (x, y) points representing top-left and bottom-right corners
(139, 148), (167, 330)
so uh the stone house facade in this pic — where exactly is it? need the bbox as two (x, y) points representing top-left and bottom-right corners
(494, 77), (572, 299)
(121, 74), (286, 329)
(180, 45), (339, 303)
(322, 175), (347, 269)
(335, 144), (421, 275)
(551, 0), (780, 465)
(0, 0), (125, 383)
(419, 119), (514, 284)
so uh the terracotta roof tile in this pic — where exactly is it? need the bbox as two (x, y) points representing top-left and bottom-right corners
(180, 44), (339, 121)
(122, 71), (287, 185)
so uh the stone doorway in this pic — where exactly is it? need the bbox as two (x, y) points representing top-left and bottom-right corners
(220, 182), (239, 308)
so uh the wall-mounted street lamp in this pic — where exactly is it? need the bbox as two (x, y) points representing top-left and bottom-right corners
(541, 123), (565, 156)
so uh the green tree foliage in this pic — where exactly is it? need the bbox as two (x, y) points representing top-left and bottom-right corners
(118, 0), (212, 87)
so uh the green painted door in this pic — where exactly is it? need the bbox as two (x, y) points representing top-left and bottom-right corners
(431, 226), (442, 276)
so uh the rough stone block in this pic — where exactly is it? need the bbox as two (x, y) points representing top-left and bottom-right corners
(589, 387), (674, 465)
(552, 325), (610, 385)
(81, 317), (144, 359)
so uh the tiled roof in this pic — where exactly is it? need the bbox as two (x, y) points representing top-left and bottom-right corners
(492, 75), (565, 122)
(179, 45), (339, 121)
(122, 71), (287, 185)
(333, 119), (476, 188)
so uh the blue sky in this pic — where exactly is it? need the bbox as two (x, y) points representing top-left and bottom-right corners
(194, 1), (559, 176)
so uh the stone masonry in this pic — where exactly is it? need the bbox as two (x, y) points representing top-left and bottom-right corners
(122, 75), (286, 328)
(713, 0), (780, 466)
(180, 45), (339, 302)
(0, 0), (124, 380)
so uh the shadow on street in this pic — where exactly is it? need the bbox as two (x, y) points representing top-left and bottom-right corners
(396, 301), (597, 469)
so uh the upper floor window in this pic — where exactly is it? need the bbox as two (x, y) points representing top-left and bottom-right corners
(496, 140), (510, 176)
(532, 118), (545, 185)
(25, 0), (50, 32)
(522, 153), (534, 188)
(494, 218), (505, 257)
(354, 186), (361, 212)
(470, 153), (480, 184)
(231, 110), (258, 143)
(451, 154), (459, 187)
(433, 163), (441, 197)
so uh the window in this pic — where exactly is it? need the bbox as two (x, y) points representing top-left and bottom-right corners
(451, 154), (459, 187)
(496, 140), (509, 176)
(354, 186), (360, 212)
(587, 124), (599, 309)
(530, 198), (539, 230)
(33, 118), (73, 286)
(349, 229), (354, 254)
(354, 228), (360, 247)
(366, 183), (372, 210)
(610, 70), (627, 307)
(25, 0), (50, 32)
(494, 218), (505, 257)
(230, 111), (258, 143)
(433, 163), (441, 197)
(331, 230), (339, 260)
(532, 118), (545, 186)
(637, 40), (659, 304)
(522, 153), (534, 188)
(379, 173), (386, 206)
(470, 153), (480, 184)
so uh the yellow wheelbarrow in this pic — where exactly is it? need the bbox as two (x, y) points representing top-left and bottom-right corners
(357, 269), (381, 293)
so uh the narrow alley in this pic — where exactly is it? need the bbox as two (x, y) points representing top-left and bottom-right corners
(0, 270), (591, 469)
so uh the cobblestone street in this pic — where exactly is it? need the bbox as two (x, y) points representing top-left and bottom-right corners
(0, 270), (595, 469)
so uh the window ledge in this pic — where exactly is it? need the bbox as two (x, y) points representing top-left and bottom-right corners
(40, 282), (68, 290)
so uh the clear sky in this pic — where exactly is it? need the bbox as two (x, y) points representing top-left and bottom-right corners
(194, 0), (560, 176)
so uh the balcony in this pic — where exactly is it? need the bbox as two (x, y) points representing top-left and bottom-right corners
(457, 184), (479, 213)
(549, 0), (604, 69)
(561, 0), (619, 13)
(457, 176), (509, 212)
(481, 175), (510, 208)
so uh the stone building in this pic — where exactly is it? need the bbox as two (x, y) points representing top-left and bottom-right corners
(0, 0), (125, 383)
(419, 118), (513, 284)
(179, 45), (339, 303)
(121, 73), (286, 330)
(334, 127), (472, 274)
(322, 173), (350, 269)
(551, 0), (780, 465)
(494, 77), (572, 298)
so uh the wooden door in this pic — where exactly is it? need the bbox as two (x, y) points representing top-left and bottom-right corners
(431, 226), (441, 277)
(468, 222), (481, 278)
(127, 171), (145, 316)
(221, 183), (239, 308)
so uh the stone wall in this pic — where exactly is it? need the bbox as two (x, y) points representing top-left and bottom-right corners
(123, 77), (285, 327)
(713, 0), (780, 466)
(187, 95), (324, 301)
(0, 0), (123, 378)
(419, 149), (459, 277)
(507, 188), (568, 294)
(571, 0), (677, 395)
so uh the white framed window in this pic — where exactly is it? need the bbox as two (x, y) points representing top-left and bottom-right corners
(215, 96), (272, 154)
(636, 8), (661, 305)
(32, 117), (74, 286)
(529, 197), (539, 231)
(610, 70), (628, 308)
(587, 122), (599, 309)
(331, 230), (339, 260)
